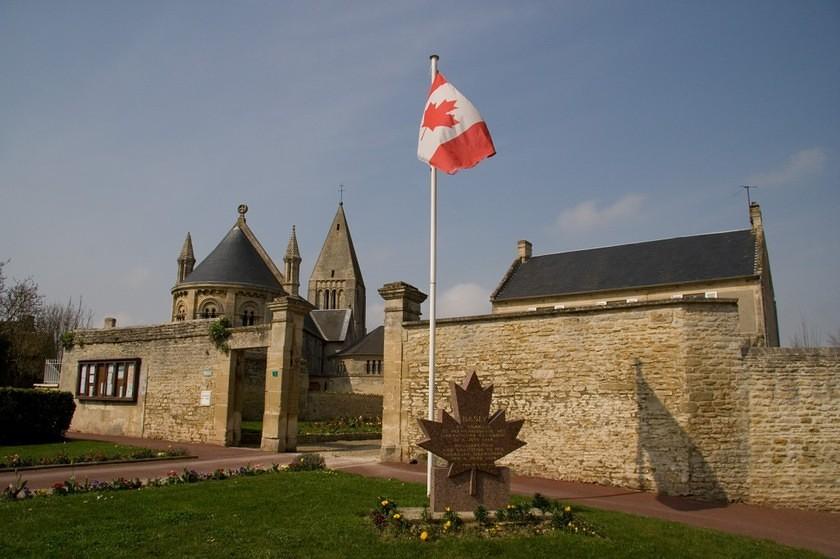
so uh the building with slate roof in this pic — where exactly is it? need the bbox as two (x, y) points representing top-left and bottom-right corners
(171, 201), (383, 387)
(326, 325), (384, 394)
(491, 203), (779, 346)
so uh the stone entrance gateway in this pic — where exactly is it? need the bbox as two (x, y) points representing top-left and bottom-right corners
(226, 296), (314, 451)
(59, 295), (314, 452)
(259, 296), (313, 451)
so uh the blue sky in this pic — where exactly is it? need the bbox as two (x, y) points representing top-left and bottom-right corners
(1, 1), (838, 344)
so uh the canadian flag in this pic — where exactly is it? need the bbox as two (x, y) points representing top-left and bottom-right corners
(417, 72), (496, 174)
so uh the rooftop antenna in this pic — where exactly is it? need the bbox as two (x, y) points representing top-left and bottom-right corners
(339, 184), (345, 206)
(740, 184), (758, 207)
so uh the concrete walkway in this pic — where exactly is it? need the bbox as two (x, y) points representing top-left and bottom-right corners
(3, 433), (839, 558)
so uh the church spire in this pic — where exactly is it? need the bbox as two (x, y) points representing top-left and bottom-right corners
(176, 232), (195, 283)
(283, 225), (301, 296)
(308, 203), (366, 335)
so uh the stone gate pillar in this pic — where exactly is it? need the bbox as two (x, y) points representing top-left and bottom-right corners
(262, 296), (313, 452)
(378, 282), (426, 462)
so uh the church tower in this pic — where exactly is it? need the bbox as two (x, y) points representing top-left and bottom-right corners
(307, 203), (366, 337)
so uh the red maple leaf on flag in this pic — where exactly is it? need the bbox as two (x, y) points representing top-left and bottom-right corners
(422, 99), (459, 131)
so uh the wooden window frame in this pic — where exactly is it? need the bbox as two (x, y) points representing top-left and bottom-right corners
(77, 358), (141, 402)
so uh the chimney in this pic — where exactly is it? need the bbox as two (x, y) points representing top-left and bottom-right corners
(517, 240), (532, 262)
(104, 317), (117, 329)
(749, 202), (763, 235)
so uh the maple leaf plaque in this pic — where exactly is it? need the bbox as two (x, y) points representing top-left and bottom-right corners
(417, 372), (525, 495)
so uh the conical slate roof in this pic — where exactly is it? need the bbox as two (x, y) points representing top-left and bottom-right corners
(310, 204), (365, 287)
(285, 225), (301, 261)
(179, 232), (195, 261)
(182, 225), (283, 291)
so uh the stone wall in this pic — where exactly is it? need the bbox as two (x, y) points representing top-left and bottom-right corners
(743, 347), (840, 510)
(381, 288), (840, 511)
(302, 392), (383, 421)
(60, 321), (270, 445)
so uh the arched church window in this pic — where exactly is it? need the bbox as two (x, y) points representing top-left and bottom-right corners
(240, 304), (258, 326)
(199, 300), (220, 319)
(331, 290), (337, 309)
(322, 290), (329, 309)
(176, 304), (186, 321)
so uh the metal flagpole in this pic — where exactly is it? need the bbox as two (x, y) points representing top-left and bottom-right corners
(427, 53), (439, 496)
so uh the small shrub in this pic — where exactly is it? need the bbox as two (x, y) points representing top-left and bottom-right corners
(532, 492), (552, 515)
(286, 453), (325, 471)
(2, 473), (31, 501)
(208, 318), (231, 353)
(474, 504), (489, 526)
(0, 388), (75, 444)
(59, 331), (75, 351)
(441, 507), (462, 533)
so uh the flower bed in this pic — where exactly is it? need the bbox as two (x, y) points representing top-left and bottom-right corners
(370, 493), (602, 541)
(2, 453), (326, 501)
(0, 443), (188, 470)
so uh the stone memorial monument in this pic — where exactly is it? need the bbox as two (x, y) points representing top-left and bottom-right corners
(417, 371), (526, 512)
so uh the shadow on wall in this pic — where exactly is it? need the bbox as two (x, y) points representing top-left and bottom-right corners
(635, 359), (727, 511)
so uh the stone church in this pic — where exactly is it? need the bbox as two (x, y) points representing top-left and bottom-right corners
(59, 202), (383, 451)
(169, 202), (383, 395)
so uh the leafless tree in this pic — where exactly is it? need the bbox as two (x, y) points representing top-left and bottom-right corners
(1, 261), (94, 386)
(39, 297), (94, 358)
(788, 319), (823, 348)
(0, 260), (43, 322)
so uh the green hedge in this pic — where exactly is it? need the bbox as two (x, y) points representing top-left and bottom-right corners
(0, 388), (76, 444)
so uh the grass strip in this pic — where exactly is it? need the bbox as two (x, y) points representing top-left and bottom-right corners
(0, 470), (821, 559)
(0, 440), (186, 469)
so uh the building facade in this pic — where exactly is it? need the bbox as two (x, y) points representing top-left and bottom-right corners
(491, 203), (779, 346)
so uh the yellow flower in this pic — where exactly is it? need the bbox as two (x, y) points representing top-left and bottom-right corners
(445, 506), (451, 512)
(444, 520), (451, 528)
(381, 500), (389, 507)
(420, 531), (429, 541)
(393, 513), (401, 520)
(507, 504), (514, 509)
(564, 505), (571, 513)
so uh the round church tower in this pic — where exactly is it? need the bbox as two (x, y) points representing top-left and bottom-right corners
(170, 205), (289, 326)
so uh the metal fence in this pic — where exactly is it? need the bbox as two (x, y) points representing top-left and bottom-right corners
(43, 359), (61, 385)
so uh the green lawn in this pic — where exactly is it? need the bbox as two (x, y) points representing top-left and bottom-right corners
(0, 471), (820, 558)
(0, 440), (179, 469)
(241, 419), (381, 437)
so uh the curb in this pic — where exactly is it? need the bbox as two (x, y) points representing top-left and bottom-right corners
(0, 455), (199, 473)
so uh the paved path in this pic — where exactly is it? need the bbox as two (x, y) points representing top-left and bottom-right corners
(3, 433), (839, 558)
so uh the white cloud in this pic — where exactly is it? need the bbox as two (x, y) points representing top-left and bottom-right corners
(555, 194), (645, 233)
(439, 283), (490, 318)
(746, 147), (827, 188)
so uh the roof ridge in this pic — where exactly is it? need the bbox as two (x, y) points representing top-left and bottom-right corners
(532, 228), (752, 259)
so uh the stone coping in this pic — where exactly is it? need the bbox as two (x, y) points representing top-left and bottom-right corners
(402, 297), (739, 328)
(297, 433), (381, 443)
(74, 321), (270, 344)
